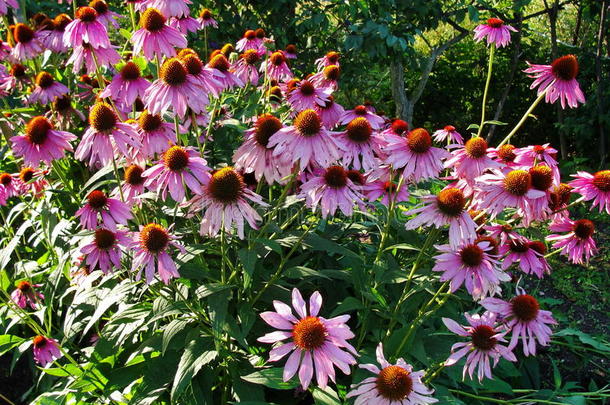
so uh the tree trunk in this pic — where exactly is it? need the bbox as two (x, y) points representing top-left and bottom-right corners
(390, 59), (412, 122)
(595, 0), (608, 166)
(547, 0), (568, 159)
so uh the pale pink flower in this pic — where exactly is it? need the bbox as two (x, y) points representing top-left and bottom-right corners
(362, 167), (409, 207)
(11, 116), (76, 168)
(63, 7), (111, 49)
(315, 51), (340, 70)
(261, 51), (293, 81)
(432, 125), (463, 144)
(236, 29), (263, 52)
(473, 18), (517, 48)
(132, 8), (187, 60)
(336, 117), (385, 171)
(499, 238), (551, 278)
(569, 170), (610, 214)
(11, 23), (44, 61)
(340, 105), (384, 129)
(547, 217), (598, 264)
(314, 96), (345, 129)
(444, 137), (501, 182)
(197, 9), (217, 28)
(475, 169), (546, 217)
(287, 79), (331, 111)
(11, 281), (44, 309)
(67, 43), (121, 75)
(99, 61), (151, 106)
(27, 72), (69, 105)
(81, 228), (130, 274)
(75, 190), (132, 230)
(524, 55), (585, 109)
(32, 336), (62, 367)
(131, 223), (184, 284)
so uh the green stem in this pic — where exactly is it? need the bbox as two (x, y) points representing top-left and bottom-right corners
(476, 44), (494, 138)
(497, 86), (550, 147)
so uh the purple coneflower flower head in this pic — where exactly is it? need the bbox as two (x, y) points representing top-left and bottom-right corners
(27, 71), (69, 105)
(310, 65), (340, 91)
(287, 79), (331, 111)
(136, 110), (176, 157)
(89, 0), (122, 28)
(51, 94), (86, 127)
(11, 23), (44, 61)
(547, 217), (597, 264)
(315, 51), (340, 70)
(347, 343), (438, 405)
(445, 137), (501, 182)
(569, 170), (610, 214)
(17, 167), (49, 196)
(433, 240), (509, 300)
(475, 169), (546, 217)
(383, 128), (450, 183)
(298, 166), (365, 218)
(336, 117), (384, 171)
(499, 238), (551, 278)
(143, 145), (210, 202)
(284, 44), (297, 59)
(145, 57), (209, 118)
(114, 164), (146, 205)
(32, 336), (62, 367)
(0, 172), (21, 201)
(315, 95), (345, 129)
(405, 187), (477, 250)
(145, 0), (191, 18)
(76, 190), (133, 230)
(197, 8), (217, 28)
(232, 114), (292, 185)
(432, 125), (463, 145)
(185, 167), (267, 239)
(236, 29), (263, 52)
(483, 223), (521, 246)
(514, 143), (559, 180)
(362, 168), (409, 207)
(482, 291), (557, 356)
(524, 54), (585, 109)
(131, 223), (184, 284)
(257, 288), (358, 390)
(168, 15), (200, 34)
(11, 116), (76, 168)
(75, 103), (142, 167)
(262, 51), (293, 81)
(488, 143), (518, 168)
(268, 109), (340, 171)
(442, 312), (516, 382)
(1, 64), (29, 94)
(233, 49), (262, 85)
(44, 14), (71, 53)
(81, 228), (130, 274)
(547, 183), (573, 220)
(0, 0), (18, 15)
(340, 105), (384, 129)
(381, 119), (410, 139)
(100, 61), (150, 106)
(132, 8), (187, 60)
(11, 281), (44, 309)
(178, 50), (223, 97)
(67, 43), (121, 74)
(64, 7), (111, 49)
(473, 18), (517, 48)
(0, 40), (11, 60)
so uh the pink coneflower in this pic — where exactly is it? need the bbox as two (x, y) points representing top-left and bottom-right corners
(89, 0), (122, 28)
(0, 0), (18, 15)
(475, 169), (546, 217)
(63, 7), (111, 49)
(51, 95), (86, 127)
(80, 228), (129, 274)
(197, 9), (217, 28)
(473, 18), (517, 48)
(44, 14), (71, 53)
(75, 74), (101, 102)
(1, 64), (29, 94)
(76, 190), (133, 230)
(381, 119), (410, 138)
(168, 16), (201, 35)
(143, 145), (209, 202)
(362, 168), (409, 207)
(383, 128), (450, 183)
(67, 43), (121, 74)
(432, 125), (463, 145)
(335, 117), (384, 171)
(0, 173), (21, 201)
(205, 53), (243, 90)
(178, 51), (223, 97)
(569, 170), (610, 214)
(315, 95), (345, 129)
(284, 44), (297, 59)
(233, 49), (262, 85)
(268, 109), (340, 170)
(145, 0), (191, 18)
(144, 58), (208, 118)
(262, 51), (293, 81)
(433, 240), (509, 300)
(32, 336), (62, 367)
(347, 343), (437, 405)
(287, 79), (330, 111)
(405, 188), (477, 249)
(310, 65), (340, 91)
(27, 71), (69, 105)
(233, 114), (291, 185)
(0, 40), (11, 60)
(488, 144), (518, 167)
(136, 110), (176, 157)
(514, 143), (559, 180)
(442, 312), (516, 382)
(131, 223), (184, 284)
(236, 29), (263, 52)
(257, 288), (357, 390)
(484, 223), (521, 246)
(11, 281), (44, 309)
(340, 105), (384, 129)
(524, 55), (585, 109)
(11, 23), (44, 61)
(548, 218), (598, 264)
(132, 8), (187, 60)
(548, 183), (573, 220)
(499, 238), (551, 278)
(185, 167), (266, 239)
(75, 103), (142, 167)
(114, 164), (146, 205)
(315, 51), (340, 70)
(482, 292), (556, 356)
(17, 167), (49, 196)
(445, 137), (501, 182)
(99, 62), (151, 106)
(298, 166), (365, 218)
(11, 116), (76, 168)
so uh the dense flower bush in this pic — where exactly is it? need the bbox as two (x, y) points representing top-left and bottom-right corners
(0, 2), (609, 404)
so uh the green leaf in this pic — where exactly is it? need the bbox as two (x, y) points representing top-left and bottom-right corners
(82, 280), (133, 336)
(483, 120), (508, 126)
(162, 318), (192, 355)
(171, 338), (217, 400)
(330, 297), (364, 317)
(0, 335), (25, 356)
(312, 386), (341, 405)
(384, 243), (420, 252)
(554, 328), (610, 352)
(241, 368), (299, 390)
(238, 248), (257, 288)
